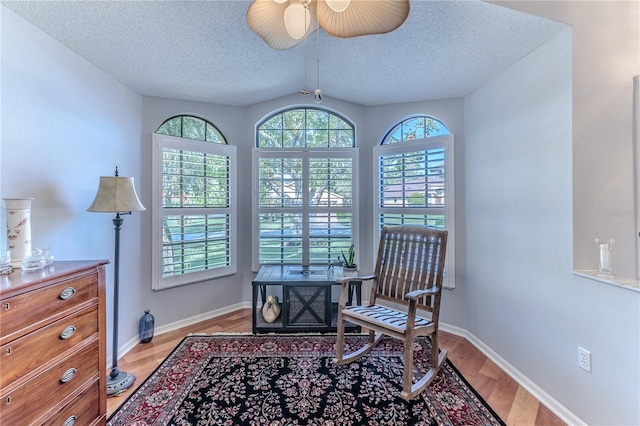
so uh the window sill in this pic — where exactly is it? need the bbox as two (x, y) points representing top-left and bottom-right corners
(574, 270), (640, 293)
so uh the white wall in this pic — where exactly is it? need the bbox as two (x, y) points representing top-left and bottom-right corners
(466, 1), (640, 423)
(511, 3), (639, 424)
(568, 1), (640, 278)
(492, 2), (640, 275)
(0, 6), (143, 364)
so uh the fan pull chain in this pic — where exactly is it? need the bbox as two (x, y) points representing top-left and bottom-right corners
(315, 25), (322, 103)
(300, 2), (310, 96)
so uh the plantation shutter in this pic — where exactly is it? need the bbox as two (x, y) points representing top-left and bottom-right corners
(308, 156), (354, 264)
(152, 134), (237, 290)
(374, 135), (455, 288)
(253, 149), (358, 269)
(378, 144), (445, 228)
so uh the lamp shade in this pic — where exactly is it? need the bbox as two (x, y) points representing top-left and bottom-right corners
(87, 176), (146, 213)
(317, 0), (410, 39)
(325, 0), (351, 13)
(284, 2), (311, 40)
(247, 0), (318, 50)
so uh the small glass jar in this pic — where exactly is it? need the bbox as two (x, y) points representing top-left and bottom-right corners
(0, 251), (12, 275)
(595, 238), (614, 276)
(21, 254), (46, 271)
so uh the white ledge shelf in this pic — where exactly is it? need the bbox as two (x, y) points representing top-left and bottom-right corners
(574, 270), (640, 293)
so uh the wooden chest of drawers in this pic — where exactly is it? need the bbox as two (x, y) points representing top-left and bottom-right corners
(0, 261), (108, 426)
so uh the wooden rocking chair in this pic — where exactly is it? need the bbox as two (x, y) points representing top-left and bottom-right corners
(334, 225), (448, 400)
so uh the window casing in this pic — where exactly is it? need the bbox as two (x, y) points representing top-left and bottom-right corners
(374, 116), (455, 287)
(253, 108), (357, 269)
(152, 116), (236, 290)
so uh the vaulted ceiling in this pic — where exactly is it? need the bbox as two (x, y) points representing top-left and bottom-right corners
(2, 0), (567, 107)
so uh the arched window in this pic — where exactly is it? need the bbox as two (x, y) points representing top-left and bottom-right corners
(257, 107), (354, 148)
(383, 115), (449, 144)
(151, 115), (236, 290)
(253, 107), (357, 268)
(374, 115), (455, 287)
(156, 115), (227, 143)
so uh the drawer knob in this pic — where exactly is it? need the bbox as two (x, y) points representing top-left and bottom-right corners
(60, 326), (76, 340)
(59, 287), (76, 300)
(5, 347), (11, 355)
(60, 368), (77, 383)
(63, 415), (77, 426)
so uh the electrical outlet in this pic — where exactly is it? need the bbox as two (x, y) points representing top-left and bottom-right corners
(578, 347), (592, 372)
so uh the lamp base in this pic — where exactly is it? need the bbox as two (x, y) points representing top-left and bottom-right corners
(107, 370), (136, 397)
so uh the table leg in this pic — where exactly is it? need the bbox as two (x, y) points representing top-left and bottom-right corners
(347, 281), (362, 306)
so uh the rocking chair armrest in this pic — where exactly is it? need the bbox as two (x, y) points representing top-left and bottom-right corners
(405, 287), (438, 301)
(337, 274), (375, 309)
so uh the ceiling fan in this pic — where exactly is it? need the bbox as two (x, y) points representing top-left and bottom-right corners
(246, 0), (411, 50)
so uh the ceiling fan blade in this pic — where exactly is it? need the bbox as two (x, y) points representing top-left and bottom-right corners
(247, 0), (319, 50)
(317, 0), (410, 38)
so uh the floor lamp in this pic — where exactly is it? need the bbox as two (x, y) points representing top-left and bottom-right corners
(87, 167), (145, 397)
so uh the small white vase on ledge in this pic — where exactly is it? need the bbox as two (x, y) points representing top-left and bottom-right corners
(595, 238), (614, 277)
(5, 198), (34, 268)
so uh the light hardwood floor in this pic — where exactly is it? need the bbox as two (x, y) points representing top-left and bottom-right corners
(107, 309), (565, 425)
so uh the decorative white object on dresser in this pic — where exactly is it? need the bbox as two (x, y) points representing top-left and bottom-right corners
(0, 260), (108, 425)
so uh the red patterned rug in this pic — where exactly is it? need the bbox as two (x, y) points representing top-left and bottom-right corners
(108, 334), (505, 425)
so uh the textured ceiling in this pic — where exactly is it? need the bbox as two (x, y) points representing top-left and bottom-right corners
(2, 0), (568, 107)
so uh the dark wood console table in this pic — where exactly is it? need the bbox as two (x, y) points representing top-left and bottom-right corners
(252, 265), (361, 334)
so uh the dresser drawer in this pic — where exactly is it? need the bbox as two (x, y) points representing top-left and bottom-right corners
(0, 340), (99, 426)
(0, 306), (98, 389)
(43, 380), (101, 426)
(0, 272), (98, 343)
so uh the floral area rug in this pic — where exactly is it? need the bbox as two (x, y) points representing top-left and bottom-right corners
(108, 334), (505, 426)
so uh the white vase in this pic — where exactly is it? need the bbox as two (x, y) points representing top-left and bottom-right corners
(5, 198), (34, 268)
(595, 238), (614, 277)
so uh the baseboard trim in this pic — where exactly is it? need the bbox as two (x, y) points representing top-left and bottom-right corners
(111, 302), (251, 368)
(154, 302), (250, 336)
(114, 308), (584, 425)
(439, 323), (586, 426)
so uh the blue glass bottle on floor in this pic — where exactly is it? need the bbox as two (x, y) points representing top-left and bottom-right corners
(139, 310), (154, 343)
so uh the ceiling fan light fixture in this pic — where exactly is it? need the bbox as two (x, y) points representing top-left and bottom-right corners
(284, 1), (311, 40)
(317, 0), (410, 39)
(247, 0), (408, 49)
(325, 0), (351, 13)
